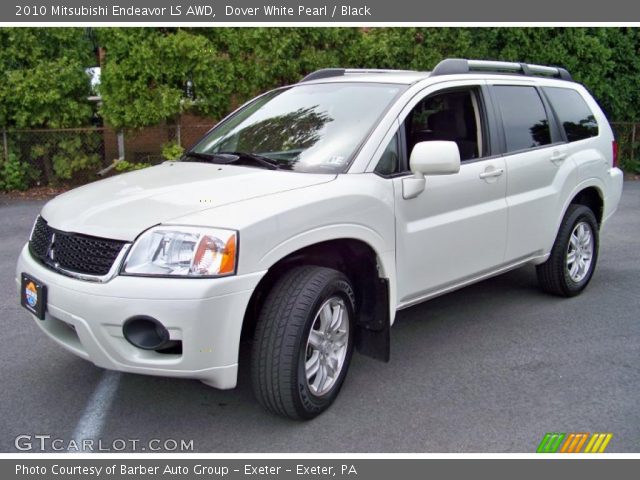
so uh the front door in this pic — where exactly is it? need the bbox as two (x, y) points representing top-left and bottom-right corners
(391, 83), (508, 305)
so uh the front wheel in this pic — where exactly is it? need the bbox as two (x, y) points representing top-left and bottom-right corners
(251, 266), (355, 420)
(537, 204), (599, 297)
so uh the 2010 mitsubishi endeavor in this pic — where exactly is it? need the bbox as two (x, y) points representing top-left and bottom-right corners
(16, 59), (624, 419)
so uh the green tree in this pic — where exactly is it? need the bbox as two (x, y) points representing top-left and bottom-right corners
(95, 27), (640, 128)
(3, 27), (640, 188)
(0, 28), (94, 129)
(0, 28), (97, 186)
(346, 28), (476, 70)
(97, 28), (360, 127)
(98, 28), (234, 129)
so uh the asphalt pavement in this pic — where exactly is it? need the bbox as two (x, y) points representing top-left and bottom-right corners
(1, 183), (638, 453)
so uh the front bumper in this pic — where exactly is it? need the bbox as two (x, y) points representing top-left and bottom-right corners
(16, 244), (265, 389)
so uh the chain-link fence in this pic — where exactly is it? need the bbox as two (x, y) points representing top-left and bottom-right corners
(1, 128), (106, 190)
(610, 122), (640, 174)
(0, 123), (216, 191)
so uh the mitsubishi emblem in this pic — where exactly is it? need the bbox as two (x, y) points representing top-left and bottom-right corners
(47, 233), (56, 261)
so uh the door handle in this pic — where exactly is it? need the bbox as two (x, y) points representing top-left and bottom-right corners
(479, 168), (504, 179)
(550, 151), (567, 164)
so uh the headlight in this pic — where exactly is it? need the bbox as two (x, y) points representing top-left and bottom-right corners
(122, 226), (237, 277)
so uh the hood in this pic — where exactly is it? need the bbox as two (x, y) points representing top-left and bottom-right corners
(41, 162), (335, 241)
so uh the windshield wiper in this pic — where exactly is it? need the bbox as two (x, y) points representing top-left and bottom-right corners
(217, 151), (281, 170)
(182, 151), (280, 170)
(182, 151), (234, 163)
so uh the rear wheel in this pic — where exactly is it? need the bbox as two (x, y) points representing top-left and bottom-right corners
(251, 266), (355, 420)
(537, 204), (599, 297)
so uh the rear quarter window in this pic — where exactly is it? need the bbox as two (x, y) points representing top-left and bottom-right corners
(543, 87), (599, 142)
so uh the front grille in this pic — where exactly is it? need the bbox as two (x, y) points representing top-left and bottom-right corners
(29, 216), (126, 277)
(30, 216), (53, 258)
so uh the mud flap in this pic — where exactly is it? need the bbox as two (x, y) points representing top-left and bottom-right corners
(355, 277), (390, 362)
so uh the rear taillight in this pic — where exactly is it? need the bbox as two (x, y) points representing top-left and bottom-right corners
(612, 140), (619, 168)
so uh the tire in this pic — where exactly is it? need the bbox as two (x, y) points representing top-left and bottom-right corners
(251, 266), (356, 420)
(536, 204), (599, 297)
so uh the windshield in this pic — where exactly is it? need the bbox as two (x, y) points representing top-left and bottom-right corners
(190, 82), (405, 173)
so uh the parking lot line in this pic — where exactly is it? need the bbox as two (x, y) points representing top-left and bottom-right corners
(69, 371), (120, 450)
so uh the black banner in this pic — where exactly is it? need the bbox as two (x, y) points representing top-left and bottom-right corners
(4, 459), (640, 480)
(4, 0), (640, 22)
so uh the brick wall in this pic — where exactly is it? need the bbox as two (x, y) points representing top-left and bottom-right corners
(103, 113), (218, 165)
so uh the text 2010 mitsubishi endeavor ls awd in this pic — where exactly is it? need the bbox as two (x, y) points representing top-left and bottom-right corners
(17, 59), (623, 419)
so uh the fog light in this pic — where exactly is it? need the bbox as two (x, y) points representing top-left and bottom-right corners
(123, 316), (170, 350)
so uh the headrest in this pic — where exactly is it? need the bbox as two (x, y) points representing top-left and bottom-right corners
(428, 110), (457, 133)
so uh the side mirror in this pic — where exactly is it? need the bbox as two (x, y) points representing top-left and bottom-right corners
(403, 141), (461, 199)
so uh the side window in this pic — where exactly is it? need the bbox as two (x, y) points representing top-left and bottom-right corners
(544, 87), (599, 142)
(404, 88), (485, 162)
(492, 86), (551, 153)
(374, 133), (400, 176)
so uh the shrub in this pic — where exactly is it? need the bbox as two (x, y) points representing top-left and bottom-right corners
(0, 153), (30, 191)
(51, 136), (102, 180)
(114, 159), (151, 172)
(161, 141), (184, 161)
(621, 156), (640, 174)
(26, 132), (102, 185)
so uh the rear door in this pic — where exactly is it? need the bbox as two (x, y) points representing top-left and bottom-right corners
(488, 82), (572, 262)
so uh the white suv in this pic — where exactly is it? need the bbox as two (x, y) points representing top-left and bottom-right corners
(17, 59), (623, 419)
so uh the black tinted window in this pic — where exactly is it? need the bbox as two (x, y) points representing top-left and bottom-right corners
(405, 89), (484, 161)
(544, 87), (599, 142)
(375, 134), (400, 176)
(493, 86), (551, 153)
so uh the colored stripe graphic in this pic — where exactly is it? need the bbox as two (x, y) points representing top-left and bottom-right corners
(584, 433), (613, 453)
(538, 432), (613, 453)
(536, 433), (566, 453)
(573, 433), (590, 452)
(560, 433), (589, 453)
(560, 433), (575, 453)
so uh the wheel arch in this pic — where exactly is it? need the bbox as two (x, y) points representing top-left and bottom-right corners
(569, 184), (604, 225)
(538, 180), (605, 264)
(242, 236), (394, 363)
(554, 180), (605, 242)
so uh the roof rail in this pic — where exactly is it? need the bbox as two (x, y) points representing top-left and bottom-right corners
(430, 58), (572, 81)
(301, 68), (346, 82)
(301, 68), (417, 82)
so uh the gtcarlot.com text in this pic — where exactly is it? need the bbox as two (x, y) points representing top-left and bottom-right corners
(14, 434), (194, 452)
